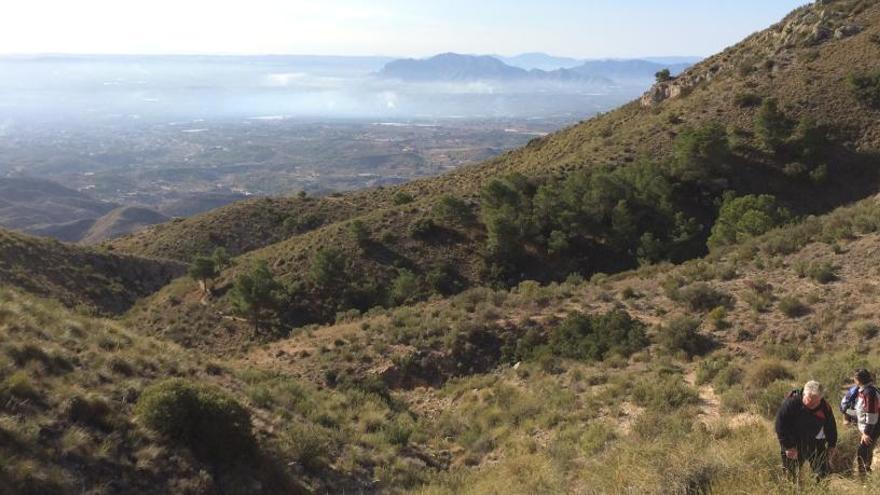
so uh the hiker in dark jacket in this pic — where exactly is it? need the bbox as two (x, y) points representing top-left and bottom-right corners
(852, 368), (880, 476)
(775, 380), (838, 481)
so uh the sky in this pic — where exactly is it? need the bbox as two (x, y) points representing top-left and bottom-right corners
(0, 0), (808, 59)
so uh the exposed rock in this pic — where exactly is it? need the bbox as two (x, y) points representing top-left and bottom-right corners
(834, 24), (863, 39)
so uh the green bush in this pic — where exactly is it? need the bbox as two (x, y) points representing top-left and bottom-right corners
(434, 195), (476, 226)
(674, 283), (734, 312)
(778, 296), (809, 318)
(719, 386), (748, 413)
(708, 193), (791, 249)
(546, 309), (648, 362)
(656, 316), (714, 358)
(135, 379), (255, 464)
(392, 191), (415, 205)
(632, 374), (699, 412)
(852, 320), (880, 339)
(754, 97), (793, 151)
(742, 279), (774, 312)
(655, 68), (672, 82)
(284, 423), (332, 471)
(752, 380), (795, 419)
(348, 220), (370, 245)
(389, 269), (421, 305)
(745, 360), (793, 388)
(712, 365), (744, 393)
(669, 122), (730, 183)
(848, 69), (880, 108)
(707, 306), (730, 329)
(806, 261), (838, 284)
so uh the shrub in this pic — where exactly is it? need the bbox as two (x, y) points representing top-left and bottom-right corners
(806, 261), (838, 284)
(547, 309), (648, 362)
(409, 218), (438, 239)
(392, 191), (415, 205)
(754, 97), (793, 151)
(707, 306), (730, 329)
(778, 296), (809, 318)
(708, 193), (791, 249)
(745, 360), (793, 388)
(670, 122), (730, 183)
(309, 247), (348, 289)
(656, 316), (714, 358)
(675, 283), (734, 312)
(752, 380), (795, 419)
(719, 386), (748, 413)
(63, 394), (112, 428)
(434, 195), (475, 226)
(135, 379), (255, 464)
(733, 92), (762, 108)
(695, 356), (729, 385)
(389, 269), (421, 305)
(348, 220), (370, 245)
(742, 279), (774, 312)
(848, 69), (880, 108)
(284, 423), (331, 471)
(426, 264), (462, 295)
(712, 365), (744, 393)
(1, 371), (40, 401)
(655, 68), (672, 82)
(851, 320), (880, 339)
(632, 374), (699, 412)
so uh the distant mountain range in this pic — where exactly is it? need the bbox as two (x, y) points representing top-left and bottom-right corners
(378, 53), (614, 86)
(379, 52), (697, 86)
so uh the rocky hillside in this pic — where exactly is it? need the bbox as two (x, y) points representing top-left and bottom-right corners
(0, 228), (184, 314)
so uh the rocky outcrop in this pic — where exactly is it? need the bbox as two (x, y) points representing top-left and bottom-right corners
(641, 0), (866, 107)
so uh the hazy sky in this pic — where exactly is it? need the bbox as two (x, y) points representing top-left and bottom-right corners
(0, 0), (807, 58)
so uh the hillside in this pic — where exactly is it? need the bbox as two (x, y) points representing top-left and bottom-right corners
(230, 193), (880, 493)
(0, 228), (184, 314)
(7, 179), (880, 493)
(107, 195), (365, 261)
(124, 0), (880, 350)
(0, 288), (429, 494)
(0, 177), (116, 241)
(78, 206), (170, 245)
(9, 2), (880, 493)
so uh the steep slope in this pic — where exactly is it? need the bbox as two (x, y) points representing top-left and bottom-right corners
(129, 0), (880, 350)
(79, 206), (169, 244)
(0, 228), (184, 314)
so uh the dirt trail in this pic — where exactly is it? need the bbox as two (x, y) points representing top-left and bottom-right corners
(684, 369), (721, 420)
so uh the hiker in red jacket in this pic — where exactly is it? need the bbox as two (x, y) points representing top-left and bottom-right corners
(774, 380), (838, 481)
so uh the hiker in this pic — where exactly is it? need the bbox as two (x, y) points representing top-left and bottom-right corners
(852, 368), (880, 475)
(774, 380), (838, 481)
(841, 383), (859, 425)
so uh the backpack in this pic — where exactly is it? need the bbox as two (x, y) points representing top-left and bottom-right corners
(840, 385), (859, 414)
